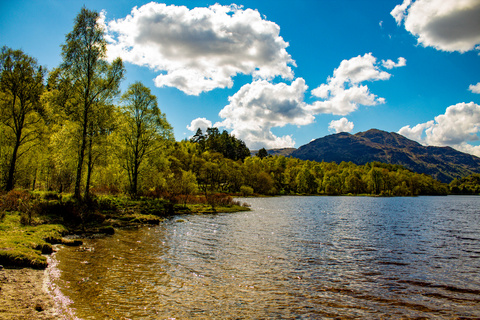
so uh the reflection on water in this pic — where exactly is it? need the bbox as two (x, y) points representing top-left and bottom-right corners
(51, 196), (480, 319)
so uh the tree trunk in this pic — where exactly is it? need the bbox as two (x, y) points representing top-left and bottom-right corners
(132, 160), (139, 198)
(6, 141), (20, 191)
(6, 129), (22, 191)
(84, 134), (94, 199)
(32, 168), (37, 191)
(74, 110), (89, 200)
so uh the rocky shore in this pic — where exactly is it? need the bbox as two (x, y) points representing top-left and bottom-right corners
(0, 267), (60, 319)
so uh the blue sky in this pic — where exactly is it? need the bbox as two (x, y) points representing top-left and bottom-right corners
(1, 0), (480, 155)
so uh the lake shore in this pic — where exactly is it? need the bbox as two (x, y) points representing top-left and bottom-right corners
(0, 193), (250, 319)
(0, 267), (60, 320)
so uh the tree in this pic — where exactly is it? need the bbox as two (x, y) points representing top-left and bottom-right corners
(256, 148), (268, 159)
(190, 128), (206, 151)
(191, 127), (250, 161)
(82, 102), (117, 198)
(119, 82), (173, 197)
(368, 166), (383, 195)
(58, 7), (124, 199)
(0, 47), (46, 191)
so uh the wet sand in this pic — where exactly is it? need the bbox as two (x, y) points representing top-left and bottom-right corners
(0, 267), (60, 320)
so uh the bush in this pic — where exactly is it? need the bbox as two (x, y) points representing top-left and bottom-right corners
(240, 185), (254, 197)
(90, 184), (121, 195)
(41, 191), (61, 200)
(0, 189), (32, 213)
(0, 190), (38, 225)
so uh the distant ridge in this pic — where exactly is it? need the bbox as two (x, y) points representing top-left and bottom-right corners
(268, 129), (480, 183)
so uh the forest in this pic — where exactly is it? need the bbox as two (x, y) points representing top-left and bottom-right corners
(0, 7), (476, 204)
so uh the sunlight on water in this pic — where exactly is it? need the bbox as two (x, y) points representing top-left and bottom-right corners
(50, 196), (480, 319)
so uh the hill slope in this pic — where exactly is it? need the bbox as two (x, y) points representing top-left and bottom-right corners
(288, 129), (480, 183)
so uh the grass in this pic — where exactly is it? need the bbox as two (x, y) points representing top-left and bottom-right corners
(187, 203), (250, 214)
(0, 212), (66, 269)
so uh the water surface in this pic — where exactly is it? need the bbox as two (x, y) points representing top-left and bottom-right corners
(50, 196), (480, 318)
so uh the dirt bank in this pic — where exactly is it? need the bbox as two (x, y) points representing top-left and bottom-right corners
(0, 267), (60, 320)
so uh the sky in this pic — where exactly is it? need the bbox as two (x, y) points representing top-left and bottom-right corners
(1, 0), (480, 155)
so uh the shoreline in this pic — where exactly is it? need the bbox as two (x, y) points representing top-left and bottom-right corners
(0, 267), (60, 320)
(0, 197), (251, 319)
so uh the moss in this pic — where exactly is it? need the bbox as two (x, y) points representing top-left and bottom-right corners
(118, 213), (163, 225)
(0, 212), (66, 269)
(186, 204), (250, 214)
(99, 225), (115, 235)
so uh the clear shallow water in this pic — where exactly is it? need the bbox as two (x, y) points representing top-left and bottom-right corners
(50, 196), (480, 319)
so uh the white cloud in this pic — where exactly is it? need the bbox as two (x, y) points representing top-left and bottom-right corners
(187, 117), (212, 133)
(103, 3), (295, 95)
(391, 0), (480, 53)
(216, 78), (314, 149)
(391, 0), (412, 25)
(382, 57), (407, 69)
(398, 120), (434, 142)
(469, 82), (480, 93)
(210, 53), (405, 148)
(328, 118), (354, 133)
(311, 53), (405, 115)
(398, 102), (480, 156)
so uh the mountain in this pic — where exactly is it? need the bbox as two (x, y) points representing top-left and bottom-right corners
(285, 129), (480, 183)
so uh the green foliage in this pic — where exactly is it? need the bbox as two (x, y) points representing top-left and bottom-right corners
(55, 7), (125, 199)
(0, 211), (66, 269)
(240, 185), (254, 196)
(191, 127), (250, 161)
(449, 173), (480, 194)
(0, 6), (454, 227)
(116, 82), (173, 198)
(256, 148), (269, 159)
(0, 46), (46, 191)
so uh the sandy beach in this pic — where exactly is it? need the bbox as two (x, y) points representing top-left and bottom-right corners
(0, 267), (60, 320)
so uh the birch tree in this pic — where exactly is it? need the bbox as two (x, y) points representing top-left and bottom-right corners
(59, 7), (124, 199)
(0, 47), (45, 191)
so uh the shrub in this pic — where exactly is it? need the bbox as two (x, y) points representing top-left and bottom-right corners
(240, 185), (254, 197)
(41, 191), (61, 200)
(90, 184), (121, 195)
(0, 189), (32, 212)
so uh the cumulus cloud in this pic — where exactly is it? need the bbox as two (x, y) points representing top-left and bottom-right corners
(328, 118), (354, 133)
(186, 117), (212, 133)
(311, 53), (405, 115)
(102, 3), (295, 95)
(201, 53), (405, 148)
(382, 57), (407, 69)
(214, 78), (314, 149)
(391, 0), (412, 25)
(398, 102), (480, 156)
(391, 0), (480, 53)
(469, 82), (480, 93)
(184, 53), (404, 149)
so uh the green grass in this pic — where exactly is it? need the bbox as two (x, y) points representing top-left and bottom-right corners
(186, 203), (250, 214)
(0, 212), (67, 269)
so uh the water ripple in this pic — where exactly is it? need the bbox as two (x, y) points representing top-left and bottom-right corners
(52, 196), (480, 319)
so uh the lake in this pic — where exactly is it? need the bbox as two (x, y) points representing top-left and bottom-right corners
(48, 196), (480, 319)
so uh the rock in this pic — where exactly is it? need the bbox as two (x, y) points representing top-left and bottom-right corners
(99, 226), (115, 235)
(61, 238), (83, 246)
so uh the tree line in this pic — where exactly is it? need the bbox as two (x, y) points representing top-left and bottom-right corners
(0, 7), (476, 201)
